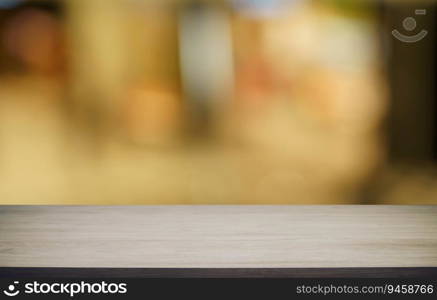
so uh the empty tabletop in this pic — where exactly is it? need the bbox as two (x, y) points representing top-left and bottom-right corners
(1, 205), (437, 271)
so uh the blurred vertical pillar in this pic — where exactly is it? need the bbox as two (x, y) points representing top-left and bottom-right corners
(66, 0), (130, 148)
(178, 0), (234, 138)
(382, 2), (436, 163)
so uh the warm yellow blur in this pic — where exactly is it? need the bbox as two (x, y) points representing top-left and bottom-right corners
(0, 0), (436, 204)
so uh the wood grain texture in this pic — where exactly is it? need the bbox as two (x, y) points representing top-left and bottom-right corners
(1, 267), (437, 278)
(0, 206), (437, 269)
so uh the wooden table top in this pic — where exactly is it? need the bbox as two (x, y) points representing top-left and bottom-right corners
(1, 205), (436, 271)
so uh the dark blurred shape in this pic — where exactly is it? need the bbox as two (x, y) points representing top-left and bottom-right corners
(382, 2), (437, 163)
(2, 9), (63, 74)
(0, 0), (64, 76)
(0, 0), (23, 9)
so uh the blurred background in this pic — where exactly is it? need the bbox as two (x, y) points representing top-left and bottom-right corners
(0, 0), (436, 204)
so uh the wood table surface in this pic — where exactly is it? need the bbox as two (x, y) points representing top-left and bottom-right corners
(1, 206), (437, 277)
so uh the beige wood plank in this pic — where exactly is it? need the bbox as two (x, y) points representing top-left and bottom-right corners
(1, 206), (436, 268)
